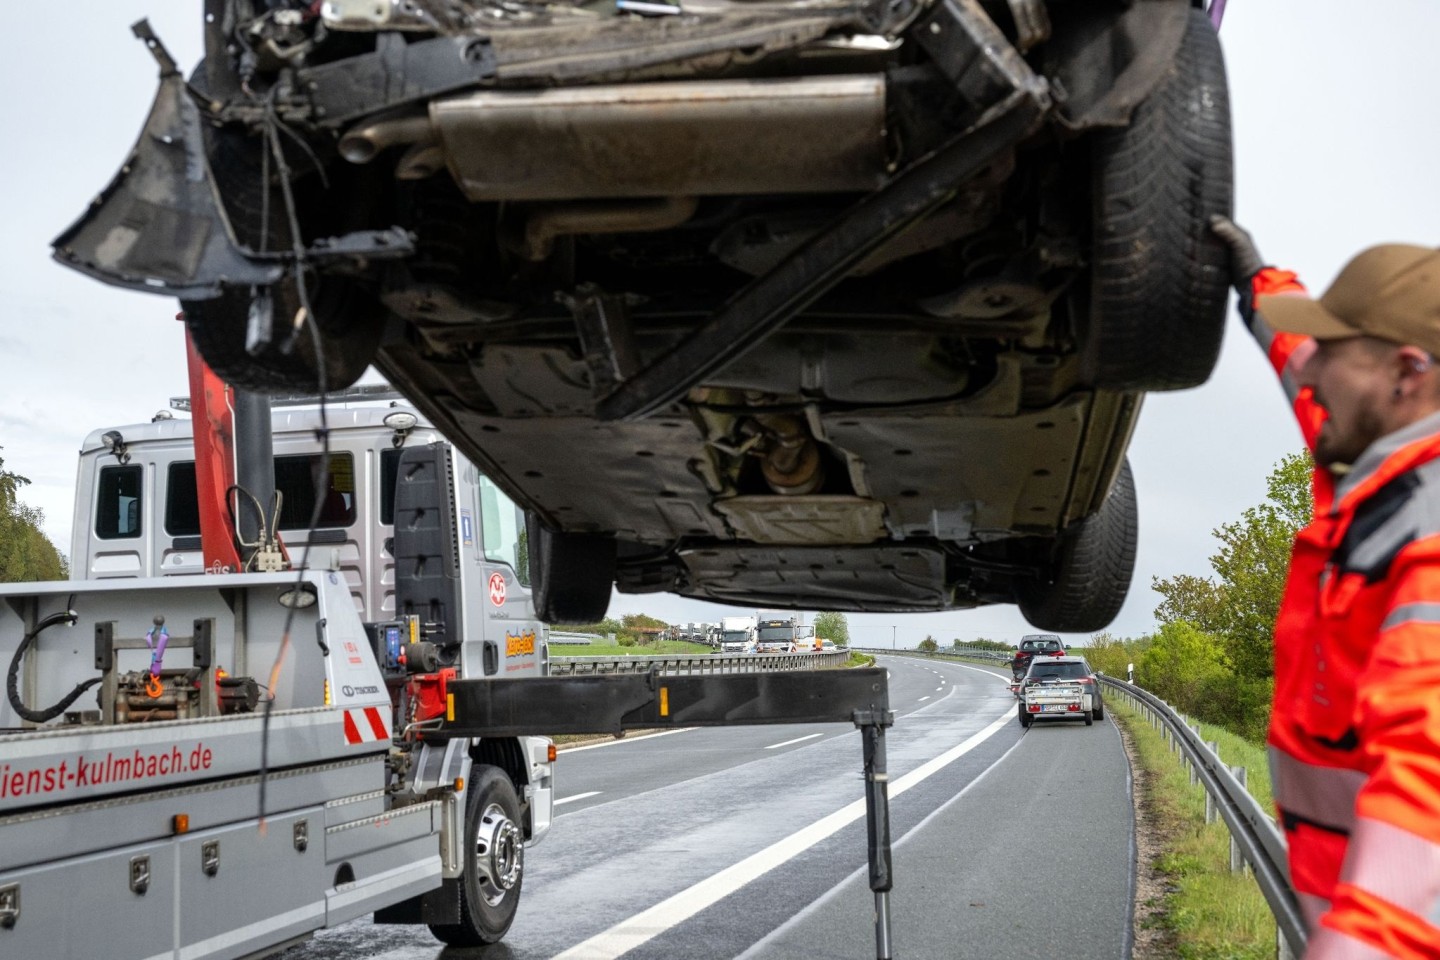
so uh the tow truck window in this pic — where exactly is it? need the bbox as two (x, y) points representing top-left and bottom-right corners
(380, 448), (402, 526)
(95, 465), (143, 539)
(478, 474), (530, 586)
(275, 454), (356, 529)
(166, 462), (201, 537)
(161, 454), (357, 534)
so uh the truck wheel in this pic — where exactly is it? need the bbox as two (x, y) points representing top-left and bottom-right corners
(1017, 459), (1137, 633)
(1087, 7), (1233, 391)
(430, 766), (524, 947)
(526, 513), (615, 624)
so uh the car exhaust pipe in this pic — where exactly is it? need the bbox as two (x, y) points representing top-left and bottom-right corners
(341, 76), (888, 201)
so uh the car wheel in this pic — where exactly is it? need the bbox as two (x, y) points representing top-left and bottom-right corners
(182, 124), (384, 393)
(1016, 459), (1138, 633)
(1019, 707), (1033, 729)
(1087, 7), (1233, 391)
(526, 512), (616, 624)
(429, 765), (524, 947)
(1094, 705), (1105, 722)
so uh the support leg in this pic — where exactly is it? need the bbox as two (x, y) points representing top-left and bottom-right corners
(861, 719), (894, 960)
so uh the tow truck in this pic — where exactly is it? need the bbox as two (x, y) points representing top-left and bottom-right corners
(0, 355), (899, 959)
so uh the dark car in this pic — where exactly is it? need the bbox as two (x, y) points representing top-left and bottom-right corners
(1010, 634), (1064, 680)
(1022, 654), (1104, 721)
(56, 0), (1231, 629)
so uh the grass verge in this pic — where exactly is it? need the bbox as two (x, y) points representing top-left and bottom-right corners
(1111, 694), (1277, 960)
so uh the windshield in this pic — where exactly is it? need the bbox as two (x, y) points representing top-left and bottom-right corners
(722, 631), (749, 644)
(756, 623), (792, 642)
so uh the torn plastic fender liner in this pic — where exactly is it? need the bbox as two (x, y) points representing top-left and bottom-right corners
(50, 69), (282, 300)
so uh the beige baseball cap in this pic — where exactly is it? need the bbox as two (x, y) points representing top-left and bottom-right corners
(1258, 244), (1440, 357)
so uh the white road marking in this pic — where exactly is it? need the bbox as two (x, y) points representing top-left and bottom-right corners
(559, 728), (695, 753)
(554, 791), (601, 806)
(550, 709), (1014, 960)
(764, 733), (824, 750)
(935, 686), (943, 691)
(918, 696), (931, 702)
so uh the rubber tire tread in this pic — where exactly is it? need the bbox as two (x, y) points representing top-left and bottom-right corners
(182, 120), (382, 394)
(1089, 8), (1233, 391)
(527, 513), (616, 625)
(429, 765), (524, 947)
(1016, 459), (1138, 633)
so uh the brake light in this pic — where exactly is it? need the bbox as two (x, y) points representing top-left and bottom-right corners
(1028, 704), (1040, 712)
(1067, 704), (1080, 711)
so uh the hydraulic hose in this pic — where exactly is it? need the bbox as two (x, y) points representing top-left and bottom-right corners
(6, 609), (97, 724)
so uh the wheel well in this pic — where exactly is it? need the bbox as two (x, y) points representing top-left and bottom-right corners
(471, 737), (527, 788)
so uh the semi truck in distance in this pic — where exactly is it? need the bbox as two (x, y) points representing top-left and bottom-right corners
(719, 616), (758, 653)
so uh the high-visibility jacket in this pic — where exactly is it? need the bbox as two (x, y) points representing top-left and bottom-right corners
(1246, 267), (1440, 958)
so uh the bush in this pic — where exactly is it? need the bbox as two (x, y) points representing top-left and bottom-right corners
(617, 635), (637, 647)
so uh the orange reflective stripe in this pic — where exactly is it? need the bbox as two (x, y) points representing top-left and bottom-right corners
(1339, 818), (1440, 931)
(1271, 747), (1365, 830)
(1308, 926), (1399, 960)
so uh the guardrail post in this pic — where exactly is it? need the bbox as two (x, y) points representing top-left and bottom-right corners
(1230, 765), (1249, 875)
(1204, 741), (1220, 822)
(1278, 927), (1298, 960)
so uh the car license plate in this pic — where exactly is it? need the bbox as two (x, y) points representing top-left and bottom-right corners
(1042, 704), (1068, 713)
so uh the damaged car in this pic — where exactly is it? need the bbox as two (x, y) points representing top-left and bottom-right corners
(54, 0), (1232, 629)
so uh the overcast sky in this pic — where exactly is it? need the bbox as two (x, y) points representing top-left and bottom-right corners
(2, 1), (1437, 648)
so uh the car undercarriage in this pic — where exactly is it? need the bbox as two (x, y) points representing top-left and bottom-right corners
(55, 0), (1232, 628)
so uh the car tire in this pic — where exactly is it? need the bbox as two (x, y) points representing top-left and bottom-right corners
(182, 124), (384, 394)
(429, 765), (524, 947)
(526, 513), (616, 624)
(1016, 459), (1138, 633)
(1087, 7), (1233, 391)
(1019, 707), (1033, 729)
(1094, 705), (1105, 722)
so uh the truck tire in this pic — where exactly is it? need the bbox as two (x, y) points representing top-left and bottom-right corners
(1087, 7), (1233, 391)
(526, 513), (615, 624)
(1016, 459), (1137, 633)
(430, 765), (524, 947)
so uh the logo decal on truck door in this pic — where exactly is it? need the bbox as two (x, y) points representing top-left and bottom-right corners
(488, 572), (507, 607)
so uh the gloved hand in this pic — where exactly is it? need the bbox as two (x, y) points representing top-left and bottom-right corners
(1210, 215), (1265, 289)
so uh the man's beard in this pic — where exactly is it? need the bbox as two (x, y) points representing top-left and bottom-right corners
(1312, 406), (1386, 470)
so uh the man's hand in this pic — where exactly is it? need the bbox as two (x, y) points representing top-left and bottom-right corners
(1210, 215), (1265, 289)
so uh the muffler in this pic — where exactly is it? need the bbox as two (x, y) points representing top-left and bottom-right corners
(340, 75), (888, 200)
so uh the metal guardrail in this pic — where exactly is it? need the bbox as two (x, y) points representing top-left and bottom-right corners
(549, 650), (850, 676)
(548, 631), (601, 645)
(862, 647), (1305, 958)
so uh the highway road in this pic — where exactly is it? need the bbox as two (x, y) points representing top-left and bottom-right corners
(279, 655), (1133, 960)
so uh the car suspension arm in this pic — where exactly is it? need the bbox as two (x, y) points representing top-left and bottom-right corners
(436, 668), (897, 958)
(594, 85), (1049, 423)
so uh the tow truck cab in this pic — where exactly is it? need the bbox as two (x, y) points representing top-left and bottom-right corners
(65, 390), (554, 872)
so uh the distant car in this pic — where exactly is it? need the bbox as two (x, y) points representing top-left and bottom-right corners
(58, 0), (1230, 630)
(1011, 634), (1066, 680)
(1020, 655), (1104, 722)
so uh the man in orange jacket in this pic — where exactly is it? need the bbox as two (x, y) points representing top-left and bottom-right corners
(1213, 216), (1440, 959)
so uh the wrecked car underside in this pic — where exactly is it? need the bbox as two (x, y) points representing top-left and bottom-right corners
(55, 0), (1232, 626)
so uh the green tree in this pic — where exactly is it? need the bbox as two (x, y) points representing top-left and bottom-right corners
(813, 612), (850, 647)
(1151, 573), (1225, 633)
(0, 454), (68, 582)
(1209, 451), (1312, 679)
(917, 635), (939, 652)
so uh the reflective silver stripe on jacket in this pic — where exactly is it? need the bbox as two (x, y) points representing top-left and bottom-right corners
(1297, 891), (1331, 932)
(1380, 601), (1440, 633)
(1340, 817), (1440, 931)
(1270, 747), (1366, 831)
(1307, 926), (1400, 960)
